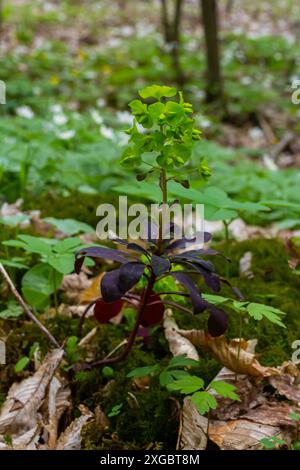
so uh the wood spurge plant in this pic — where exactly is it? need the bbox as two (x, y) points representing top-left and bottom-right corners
(75, 85), (243, 369)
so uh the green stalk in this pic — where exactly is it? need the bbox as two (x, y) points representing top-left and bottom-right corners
(52, 268), (58, 316)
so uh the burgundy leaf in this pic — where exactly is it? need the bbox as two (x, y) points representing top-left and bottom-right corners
(171, 272), (207, 313)
(142, 294), (165, 326)
(207, 306), (228, 337)
(101, 268), (124, 302)
(94, 299), (124, 323)
(118, 262), (145, 292)
(151, 255), (171, 276)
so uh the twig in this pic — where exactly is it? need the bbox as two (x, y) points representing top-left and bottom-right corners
(0, 262), (61, 348)
(270, 131), (294, 162)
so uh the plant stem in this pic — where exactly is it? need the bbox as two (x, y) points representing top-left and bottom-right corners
(223, 220), (231, 277)
(0, 262), (61, 348)
(157, 168), (168, 255)
(77, 273), (156, 370)
(52, 268), (58, 316)
(235, 313), (243, 381)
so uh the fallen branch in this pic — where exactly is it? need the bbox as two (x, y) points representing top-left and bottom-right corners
(0, 262), (61, 349)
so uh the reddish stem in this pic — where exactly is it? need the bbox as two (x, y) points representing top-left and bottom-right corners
(77, 273), (155, 370)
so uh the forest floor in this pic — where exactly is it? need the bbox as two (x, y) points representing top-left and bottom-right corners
(1, 0), (300, 451)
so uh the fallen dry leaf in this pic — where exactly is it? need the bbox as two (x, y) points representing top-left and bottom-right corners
(177, 397), (208, 450)
(208, 419), (284, 450)
(56, 406), (93, 450)
(163, 310), (200, 361)
(178, 328), (279, 377)
(0, 349), (64, 436)
(43, 376), (71, 449)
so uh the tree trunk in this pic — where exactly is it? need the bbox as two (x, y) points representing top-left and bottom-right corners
(160, 0), (185, 84)
(201, 0), (223, 103)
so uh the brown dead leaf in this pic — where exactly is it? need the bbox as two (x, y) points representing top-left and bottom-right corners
(163, 310), (200, 361)
(178, 328), (278, 377)
(0, 349), (64, 436)
(56, 406), (93, 450)
(61, 272), (92, 303)
(208, 419), (284, 450)
(79, 273), (104, 304)
(43, 376), (71, 449)
(177, 397), (208, 450)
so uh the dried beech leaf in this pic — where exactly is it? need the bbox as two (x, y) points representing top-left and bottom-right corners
(0, 425), (41, 450)
(208, 419), (284, 450)
(79, 274), (104, 304)
(43, 376), (71, 449)
(56, 406), (93, 450)
(0, 349), (64, 435)
(177, 397), (208, 450)
(61, 272), (92, 303)
(163, 310), (199, 361)
(178, 329), (279, 377)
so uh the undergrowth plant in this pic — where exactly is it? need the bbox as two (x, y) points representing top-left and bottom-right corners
(75, 85), (243, 369)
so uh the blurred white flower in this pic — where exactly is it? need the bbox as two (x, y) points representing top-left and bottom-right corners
(50, 104), (63, 114)
(96, 98), (106, 108)
(57, 130), (75, 140)
(90, 109), (104, 125)
(53, 114), (68, 125)
(16, 106), (34, 119)
(116, 111), (133, 125)
(240, 76), (252, 85)
(248, 127), (264, 140)
(100, 125), (114, 140)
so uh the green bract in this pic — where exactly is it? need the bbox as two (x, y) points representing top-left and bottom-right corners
(121, 85), (202, 172)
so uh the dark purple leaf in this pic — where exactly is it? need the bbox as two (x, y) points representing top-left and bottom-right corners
(166, 237), (196, 252)
(127, 242), (150, 257)
(151, 255), (171, 276)
(171, 272), (207, 313)
(76, 246), (133, 268)
(75, 256), (85, 274)
(172, 255), (215, 272)
(101, 268), (124, 302)
(118, 262), (145, 292)
(207, 306), (228, 337)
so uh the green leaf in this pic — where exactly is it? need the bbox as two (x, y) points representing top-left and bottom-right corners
(209, 381), (240, 401)
(168, 375), (204, 394)
(15, 356), (30, 373)
(120, 146), (142, 168)
(260, 436), (286, 449)
(108, 403), (123, 418)
(191, 391), (218, 415)
(129, 99), (147, 115)
(48, 253), (75, 274)
(289, 411), (300, 421)
(139, 85), (176, 100)
(0, 301), (23, 319)
(53, 237), (82, 253)
(16, 235), (53, 256)
(164, 101), (185, 126)
(22, 263), (63, 309)
(167, 355), (199, 370)
(127, 365), (160, 378)
(246, 303), (286, 328)
(148, 102), (165, 121)
(159, 370), (189, 388)
(0, 258), (28, 270)
(44, 218), (94, 235)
